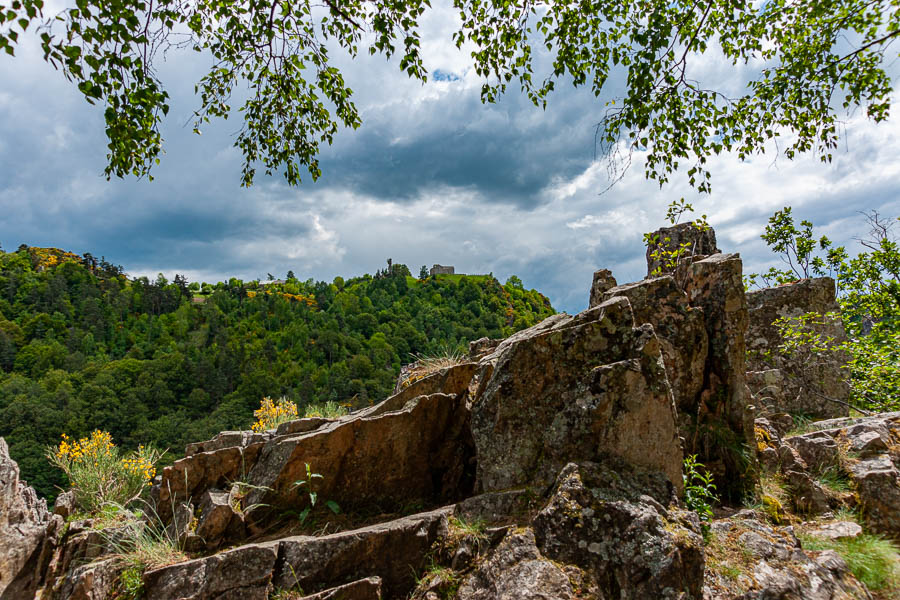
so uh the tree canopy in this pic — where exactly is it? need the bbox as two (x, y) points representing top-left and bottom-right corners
(1, 0), (897, 188)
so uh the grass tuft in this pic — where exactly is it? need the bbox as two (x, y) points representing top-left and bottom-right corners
(800, 533), (900, 593)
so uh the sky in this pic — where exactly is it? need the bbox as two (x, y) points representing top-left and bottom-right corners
(2, 4), (899, 314)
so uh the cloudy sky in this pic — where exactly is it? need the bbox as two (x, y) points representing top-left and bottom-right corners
(2, 5), (899, 314)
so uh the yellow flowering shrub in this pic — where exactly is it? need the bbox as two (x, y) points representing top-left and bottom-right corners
(48, 430), (161, 513)
(251, 396), (298, 432)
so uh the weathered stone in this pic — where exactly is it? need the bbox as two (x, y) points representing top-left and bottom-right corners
(453, 488), (541, 526)
(241, 393), (473, 520)
(604, 276), (708, 418)
(298, 577), (382, 600)
(55, 557), (123, 600)
(686, 252), (756, 500)
(704, 518), (871, 600)
(785, 432), (841, 473)
(471, 297), (684, 495)
(194, 489), (240, 551)
(746, 277), (850, 419)
(52, 490), (76, 520)
(143, 541), (278, 600)
(808, 521), (862, 540)
(468, 337), (501, 361)
(532, 462), (703, 600)
(155, 443), (263, 522)
(645, 221), (720, 275)
(372, 362), (477, 420)
(185, 430), (272, 456)
(785, 470), (831, 515)
(846, 454), (900, 538)
(273, 508), (451, 599)
(0, 437), (53, 599)
(589, 268), (617, 308)
(455, 529), (577, 600)
(275, 417), (334, 437)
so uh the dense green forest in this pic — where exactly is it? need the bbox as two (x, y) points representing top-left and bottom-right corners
(0, 246), (554, 500)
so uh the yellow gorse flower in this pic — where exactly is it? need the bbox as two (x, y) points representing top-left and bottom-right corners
(251, 396), (298, 432)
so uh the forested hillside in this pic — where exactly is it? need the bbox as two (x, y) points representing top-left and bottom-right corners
(0, 246), (554, 500)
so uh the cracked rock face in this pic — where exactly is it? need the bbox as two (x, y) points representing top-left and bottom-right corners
(0, 437), (52, 598)
(471, 296), (684, 496)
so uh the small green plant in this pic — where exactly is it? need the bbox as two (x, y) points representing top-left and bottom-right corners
(116, 565), (144, 600)
(800, 533), (900, 593)
(103, 501), (188, 597)
(291, 463), (340, 525)
(302, 400), (350, 419)
(683, 454), (717, 527)
(644, 199), (711, 279)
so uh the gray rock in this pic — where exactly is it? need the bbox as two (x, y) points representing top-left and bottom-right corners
(298, 577), (382, 600)
(532, 462), (703, 600)
(0, 437), (53, 599)
(746, 277), (850, 419)
(645, 222), (720, 276)
(456, 529), (577, 600)
(143, 541), (279, 599)
(807, 521), (862, 540)
(589, 268), (617, 308)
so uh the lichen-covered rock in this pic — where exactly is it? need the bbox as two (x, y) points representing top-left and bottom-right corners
(143, 542), (279, 600)
(455, 529), (579, 600)
(55, 557), (124, 600)
(603, 276), (708, 420)
(746, 277), (849, 419)
(298, 577), (382, 600)
(241, 393), (473, 520)
(589, 268), (617, 308)
(686, 253), (756, 500)
(762, 413), (900, 538)
(184, 430), (272, 457)
(0, 437), (53, 598)
(532, 461), (704, 600)
(704, 517), (871, 600)
(471, 297), (684, 495)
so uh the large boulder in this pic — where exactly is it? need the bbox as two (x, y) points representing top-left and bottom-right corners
(241, 392), (474, 520)
(746, 277), (850, 418)
(532, 461), (705, 600)
(471, 296), (684, 495)
(0, 437), (53, 599)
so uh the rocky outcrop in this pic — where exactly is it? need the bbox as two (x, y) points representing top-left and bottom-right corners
(602, 253), (755, 500)
(0, 438), (54, 599)
(532, 461), (704, 599)
(471, 296), (684, 495)
(2, 223), (889, 600)
(645, 222), (720, 275)
(746, 277), (850, 419)
(756, 412), (900, 537)
(704, 515), (871, 599)
(588, 268), (617, 308)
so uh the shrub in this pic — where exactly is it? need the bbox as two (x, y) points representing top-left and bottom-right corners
(47, 430), (160, 513)
(251, 396), (299, 432)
